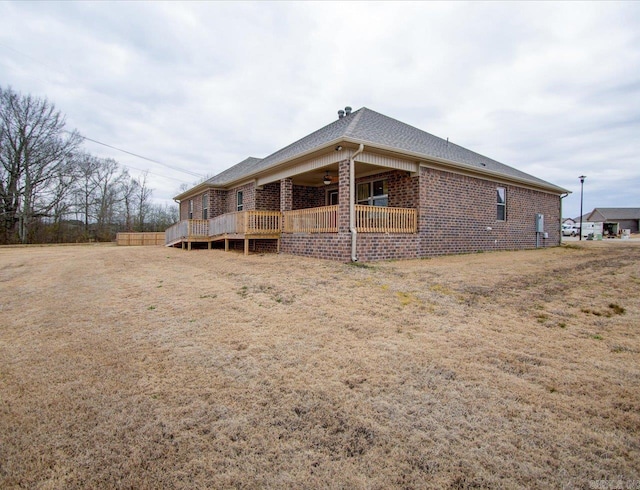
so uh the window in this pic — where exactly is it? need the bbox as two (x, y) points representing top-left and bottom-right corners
(328, 190), (339, 205)
(497, 187), (506, 221)
(237, 191), (244, 211)
(357, 179), (388, 207)
(202, 194), (208, 220)
(188, 199), (193, 219)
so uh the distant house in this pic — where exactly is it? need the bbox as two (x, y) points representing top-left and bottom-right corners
(166, 107), (568, 261)
(586, 208), (640, 235)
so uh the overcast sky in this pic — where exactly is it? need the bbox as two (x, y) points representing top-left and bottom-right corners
(1, 1), (638, 218)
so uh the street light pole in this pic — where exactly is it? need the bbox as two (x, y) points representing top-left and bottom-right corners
(579, 175), (586, 241)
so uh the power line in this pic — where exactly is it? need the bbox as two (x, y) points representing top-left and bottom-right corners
(0, 43), (206, 179)
(77, 134), (205, 178)
(1, 42), (206, 184)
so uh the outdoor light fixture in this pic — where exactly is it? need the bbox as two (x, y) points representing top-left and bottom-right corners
(579, 175), (586, 241)
(335, 145), (343, 151)
(323, 171), (332, 185)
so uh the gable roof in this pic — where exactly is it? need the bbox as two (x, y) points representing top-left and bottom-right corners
(587, 208), (640, 221)
(178, 107), (567, 198)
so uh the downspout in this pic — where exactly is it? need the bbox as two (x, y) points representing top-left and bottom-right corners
(560, 192), (569, 244)
(350, 144), (365, 261)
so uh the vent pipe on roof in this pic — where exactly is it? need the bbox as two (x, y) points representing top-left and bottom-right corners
(345, 106), (352, 115)
(338, 109), (345, 119)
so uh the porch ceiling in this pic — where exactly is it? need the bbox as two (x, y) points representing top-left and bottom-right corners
(291, 162), (389, 187)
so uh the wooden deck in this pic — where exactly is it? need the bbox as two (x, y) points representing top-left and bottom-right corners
(166, 206), (417, 254)
(165, 211), (282, 254)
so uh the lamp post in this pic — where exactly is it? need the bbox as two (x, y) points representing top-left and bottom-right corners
(579, 175), (586, 241)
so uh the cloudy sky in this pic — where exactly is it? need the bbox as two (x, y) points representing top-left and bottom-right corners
(1, 1), (638, 218)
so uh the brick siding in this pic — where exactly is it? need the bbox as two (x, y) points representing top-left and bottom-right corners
(418, 166), (561, 256)
(256, 182), (281, 210)
(179, 163), (560, 261)
(293, 185), (325, 209)
(226, 182), (255, 213)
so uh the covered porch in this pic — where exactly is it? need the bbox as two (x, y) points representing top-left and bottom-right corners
(165, 205), (417, 254)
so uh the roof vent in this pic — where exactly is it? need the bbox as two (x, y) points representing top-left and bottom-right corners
(338, 109), (345, 119)
(345, 106), (352, 115)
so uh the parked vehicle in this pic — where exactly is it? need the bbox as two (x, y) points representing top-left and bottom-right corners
(580, 222), (603, 239)
(562, 224), (578, 236)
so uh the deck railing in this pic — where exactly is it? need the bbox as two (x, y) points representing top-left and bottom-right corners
(283, 205), (338, 233)
(355, 205), (417, 233)
(245, 210), (282, 235)
(165, 219), (209, 244)
(208, 210), (281, 237)
(166, 206), (416, 245)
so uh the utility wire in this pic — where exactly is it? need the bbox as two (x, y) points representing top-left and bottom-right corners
(77, 134), (205, 178)
(0, 43), (205, 181)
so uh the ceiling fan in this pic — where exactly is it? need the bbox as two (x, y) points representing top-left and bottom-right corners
(323, 171), (339, 185)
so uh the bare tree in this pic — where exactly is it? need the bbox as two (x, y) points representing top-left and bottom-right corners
(120, 171), (139, 232)
(134, 171), (152, 232)
(91, 157), (126, 241)
(0, 87), (82, 243)
(147, 202), (179, 231)
(73, 152), (102, 237)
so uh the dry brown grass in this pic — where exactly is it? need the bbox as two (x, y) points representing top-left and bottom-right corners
(1, 241), (639, 489)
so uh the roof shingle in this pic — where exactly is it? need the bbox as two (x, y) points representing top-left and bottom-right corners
(199, 107), (565, 192)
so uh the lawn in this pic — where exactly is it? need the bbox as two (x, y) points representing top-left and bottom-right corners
(1, 242), (639, 489)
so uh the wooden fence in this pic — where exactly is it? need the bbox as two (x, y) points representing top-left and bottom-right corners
(116, 232), (166, 246)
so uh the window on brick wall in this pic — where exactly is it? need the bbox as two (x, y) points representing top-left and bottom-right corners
(202, 194), (208, 219)
(357, 179), (388, 206)
(237, 191), (244, 211)
(497, 187), (506, 221)
(327, 190), (338, 205)
(188, 199), (193, 219)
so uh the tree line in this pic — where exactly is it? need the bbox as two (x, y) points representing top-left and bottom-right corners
(0, 86), (178, 245)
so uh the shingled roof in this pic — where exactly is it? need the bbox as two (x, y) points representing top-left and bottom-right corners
(188, 107), (566, 194)
(587, 208), (640, 221)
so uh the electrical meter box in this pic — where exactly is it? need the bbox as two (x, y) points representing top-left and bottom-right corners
(535, 213), (544, 233)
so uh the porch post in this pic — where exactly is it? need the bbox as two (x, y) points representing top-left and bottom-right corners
(338, 160), (350, 233)
(280, 177), (293, 212)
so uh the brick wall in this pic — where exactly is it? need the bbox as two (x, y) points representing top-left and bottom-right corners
(355, 170), (418, 208)
(179, 195), (203, 220)
(418, 167), (561, 256)
(280, 233), (352, 261)
(293, 185), (325, 209)
(356, 234), (420, 261)
(280, 178), (292, 212)
(210, 189), (227, 218)
(256, 182), (280, 210)
(226, 182), (255, 213)
(281, 166), (560, 262)
(223, 238), (279, 254)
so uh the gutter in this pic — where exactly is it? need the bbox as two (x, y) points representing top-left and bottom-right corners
(350, 144), (365, 262)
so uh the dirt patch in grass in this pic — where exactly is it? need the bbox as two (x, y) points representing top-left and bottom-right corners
(1, 242), (639, 489)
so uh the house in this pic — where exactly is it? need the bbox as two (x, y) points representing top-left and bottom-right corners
(586, 208), (640, 236)
(166, 107), (568, 261)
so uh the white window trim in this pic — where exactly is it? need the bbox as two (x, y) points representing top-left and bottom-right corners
(497, 187), (506, 221)
(237, 190), (244, 212)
